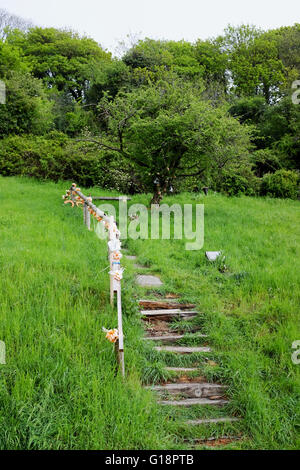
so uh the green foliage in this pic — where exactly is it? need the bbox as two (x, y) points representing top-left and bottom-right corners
(7, 27), (112, 100)
(123, 38), (204, 78)
(0, 71), (54, 137)
(0, 17), (299, 198)
(229, 96), (266, 125)
(230, 96), (300, 171)
(194, 38), (228, 86)
(0, 133), (140, 192)
(260, 169), (299, 199)
(97, 78), (252, 202)
(230, 36), (285, 103)
(0, 40), (27, 76)
(251, 149), (283, 177)
(215, 167), (260, 196)
(86, 59), (131, 102)
(265, 23), (300, 85)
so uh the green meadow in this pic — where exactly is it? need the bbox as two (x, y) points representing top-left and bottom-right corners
(0, 176), (299, 449)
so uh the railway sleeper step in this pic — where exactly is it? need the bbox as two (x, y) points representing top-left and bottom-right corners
(139, 300), (196, 310)
(154, 346), (211, 353)
(148, 382), (226, 398)
(158, 397), (229, 406)
(186, 417), (240, 425)
(143, 334), (207, 344)
(140, 309), (198, 320)
(165, 367), (199, 373)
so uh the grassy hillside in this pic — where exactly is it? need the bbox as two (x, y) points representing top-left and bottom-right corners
(0, 176), (299, 449)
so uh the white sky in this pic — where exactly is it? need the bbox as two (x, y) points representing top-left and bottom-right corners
(1, 0), (299, 53)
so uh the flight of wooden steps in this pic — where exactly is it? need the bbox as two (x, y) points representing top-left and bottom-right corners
(123, 252), (244, 448)
(139, 296), (241, 445)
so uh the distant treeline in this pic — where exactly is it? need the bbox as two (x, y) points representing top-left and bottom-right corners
(0, 8), (299, 200)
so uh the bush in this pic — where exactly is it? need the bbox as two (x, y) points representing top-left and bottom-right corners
(218, 171), (260, 196)
(0, 133), (143, 192)
(0, 72), (54, 138)
(260, 169), (299, 199)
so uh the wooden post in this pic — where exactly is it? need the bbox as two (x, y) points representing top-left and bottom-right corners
(116, 284), (125, 377)
(83, 202), (87, 225)
(108, 215), (115, 306)
(86, 204), (91, 231)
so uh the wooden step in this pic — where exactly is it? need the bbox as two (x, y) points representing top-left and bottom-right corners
(139, 300), (196, 310)
(143, 334), (185, 343)
(184, 434), (242, 447)
(143, 334), (207, 344)
(148, 382), (226, 398)
(165, 367), (199, 372)
(140, 309), (197, 319)
(154, 346), (211, 353)
(158, 397), (229, 406)
(186, 417), (240, 425)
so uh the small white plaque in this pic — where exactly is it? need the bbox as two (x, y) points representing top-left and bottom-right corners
(205, 251), (221, 261)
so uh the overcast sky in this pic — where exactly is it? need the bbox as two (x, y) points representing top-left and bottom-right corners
(1, 0), (299, 53)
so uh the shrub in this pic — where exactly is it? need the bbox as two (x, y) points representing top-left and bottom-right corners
(0, 133), (142, 192)
(260, 169), (299, 199)
(218, 172), (258, 196)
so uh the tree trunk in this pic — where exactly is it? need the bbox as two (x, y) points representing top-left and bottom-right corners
(151, 188), (163, 205)
(150, 178), (169, 205)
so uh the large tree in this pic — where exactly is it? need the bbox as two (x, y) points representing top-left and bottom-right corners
(7, 27), (111, 101)
(264, 23), (300, 88)
(83, 78), (251, 204)
(123, 38), (203, 79)
(219, 25), (286, 103)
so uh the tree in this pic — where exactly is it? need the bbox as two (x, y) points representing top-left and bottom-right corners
(82, 78), (251, 204)
(0, 40), (28, 76)
(86, 59), (131, 103)
(221, 25), (286, 103)
(7, 27), (112, 101)
(0, 8), (33, 40)
(0, 71), (54, 137)
(221, 24), (263, 53)
(264, 24), (300, 88)
(194, 39), (228, 90)
(123, 38), (203, 79)
(230, 38), (285, 103)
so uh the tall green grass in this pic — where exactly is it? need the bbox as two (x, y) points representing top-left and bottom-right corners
(0, 177), (169, 449)
(125, 191), (300, 449)
(0, 176), (299, 449)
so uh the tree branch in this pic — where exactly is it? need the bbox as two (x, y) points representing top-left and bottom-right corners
(76, 138), (150, 168)
(176, 168), (205, 178)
